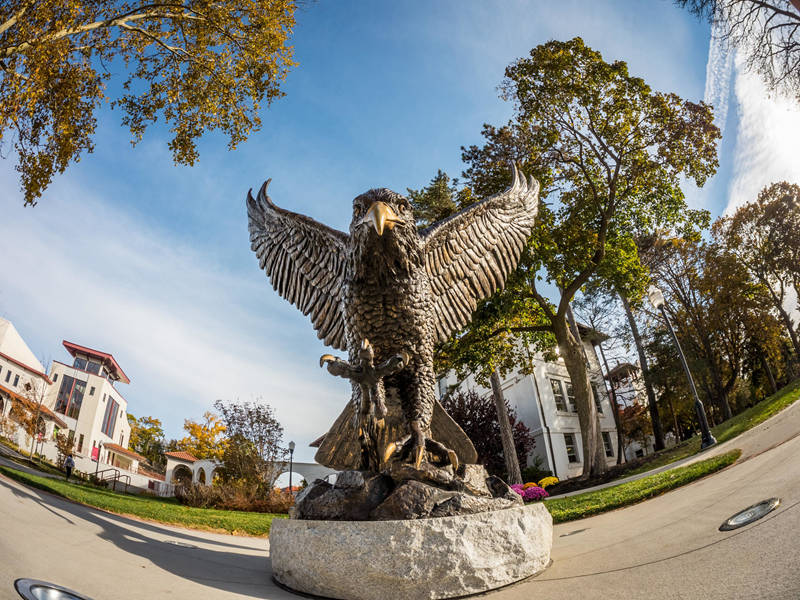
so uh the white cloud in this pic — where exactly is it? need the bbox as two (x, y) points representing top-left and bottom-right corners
(704, 20), (734, 135)
(725, 52), (800, 213)
(0, 172), (348, 461)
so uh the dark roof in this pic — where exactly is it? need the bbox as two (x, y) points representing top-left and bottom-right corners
(62, 341), (131, 384)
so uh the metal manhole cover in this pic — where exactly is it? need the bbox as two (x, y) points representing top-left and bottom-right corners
(15, 579), (95, 600)
(719, 498), (781, 531)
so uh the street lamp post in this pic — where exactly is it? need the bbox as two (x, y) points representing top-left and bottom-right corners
(94, 441), (103, 479)
(288, 441), (295, 493)
(648, 286), (716, 449)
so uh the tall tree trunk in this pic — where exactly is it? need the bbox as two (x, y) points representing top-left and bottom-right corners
(666, 395), (681, 441)
(489, 369), (522, 485)
(596, 341), (625, 465)
(619, 293), (665, 451)
(763, 354), (778, 394)
(552, 315), (606, 478)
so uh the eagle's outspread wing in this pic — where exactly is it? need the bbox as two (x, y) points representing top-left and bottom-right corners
(421, 164), (540, 344)
(247, 180), (349, 351)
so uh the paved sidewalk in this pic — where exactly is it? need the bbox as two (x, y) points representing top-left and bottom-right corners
(548, 394), (800, 499)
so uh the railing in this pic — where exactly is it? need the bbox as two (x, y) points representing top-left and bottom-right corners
(94, 467), (130, 493)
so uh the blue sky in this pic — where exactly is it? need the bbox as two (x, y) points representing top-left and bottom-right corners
(1, 1), (798, 463)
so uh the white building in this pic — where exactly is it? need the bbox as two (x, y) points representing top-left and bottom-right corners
(0, 318), (66, 448)
(440, 329), (620, 481)
(0, 321), (168, 493)
(42, 341), (137, 470)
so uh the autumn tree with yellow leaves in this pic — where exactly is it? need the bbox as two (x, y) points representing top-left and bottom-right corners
(170, 410), (228, 462)
(0, 1), (298, 205)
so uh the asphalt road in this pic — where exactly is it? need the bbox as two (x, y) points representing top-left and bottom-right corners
(2, 399), (800, 600)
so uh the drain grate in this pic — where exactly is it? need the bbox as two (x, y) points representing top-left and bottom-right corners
(15, 578), (95, 600)
(719, 498), (781, 531)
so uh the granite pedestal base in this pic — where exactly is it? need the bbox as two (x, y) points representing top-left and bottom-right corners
(270, 503), (552, 600)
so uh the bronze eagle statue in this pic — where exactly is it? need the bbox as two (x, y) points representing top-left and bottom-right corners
(247, 164), (539, 472)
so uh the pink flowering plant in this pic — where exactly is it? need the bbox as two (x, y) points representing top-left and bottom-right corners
(521, 485), (548, 502)
(510, 483), (548, 502)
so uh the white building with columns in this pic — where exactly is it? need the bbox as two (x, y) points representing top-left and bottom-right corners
(440, 327), (620, 481)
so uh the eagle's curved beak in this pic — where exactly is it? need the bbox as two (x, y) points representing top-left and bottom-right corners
(363, 201), (399, 236)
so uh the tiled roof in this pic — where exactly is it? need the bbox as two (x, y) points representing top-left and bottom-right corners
(0, 384), (67, 428)
(138, 467), (166, 481)
(104, 442), (146, 463)
(164, 451), (198, 463)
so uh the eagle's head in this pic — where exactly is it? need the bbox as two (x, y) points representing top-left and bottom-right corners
(349, 188), (421, 280)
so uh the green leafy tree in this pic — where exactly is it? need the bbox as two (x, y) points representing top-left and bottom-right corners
(407, 170), (472, 228)
(715, 182), (800, 363)
(213, 398), (286, 489)
(127, 413), (166, 470)
(649, 236), (785, 423)
(459, 38), (719, 477)
(0, 1), (298, 205)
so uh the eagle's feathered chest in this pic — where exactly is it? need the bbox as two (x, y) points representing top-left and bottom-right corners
(342, 263), (434, 362)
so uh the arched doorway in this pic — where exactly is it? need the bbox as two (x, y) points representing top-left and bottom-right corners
(197, 468), (206, 485)
(172, 464), (192, 486)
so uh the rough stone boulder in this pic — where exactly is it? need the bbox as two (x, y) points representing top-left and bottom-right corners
(293, 462), (522, 521)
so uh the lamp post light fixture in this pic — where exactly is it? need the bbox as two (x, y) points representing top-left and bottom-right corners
(288, 441), (295, 494)
(648, 286), (716, 449)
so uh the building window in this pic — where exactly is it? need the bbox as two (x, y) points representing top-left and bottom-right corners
(4, 370), (10, 383)
(593, 385), (604, 414)
(102, 398), (119, 437)
(52, 373), (58, 382)
(564, 433), (579, 463)
(73, 357), (88, 371)
(119, 434), (124, 446)
(89, 386), (95, 396)
(602, 432), (614, 457)
(550, 378), (568, 411)
(13, 374), (19, 387)
(565, 382), (576, 412)
(77, 434), (84, 454)
(54, 375), (86, 419)
(87, 361), (102, 375)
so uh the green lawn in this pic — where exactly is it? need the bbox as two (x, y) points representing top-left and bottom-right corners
(0, 465), (285, 536)
(623, 379), (800, 477)
(545, 448), (741, 523)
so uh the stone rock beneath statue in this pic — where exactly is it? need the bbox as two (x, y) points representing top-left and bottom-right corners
(293, 464), (523, 521)
(429, 492), (519, 518)
(457, 463), (493, 498)
(387, 461), (455, 489)
(370, 480), (455, 520)
(291, 471), (392, 520)
(270, 503), (553, 600)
